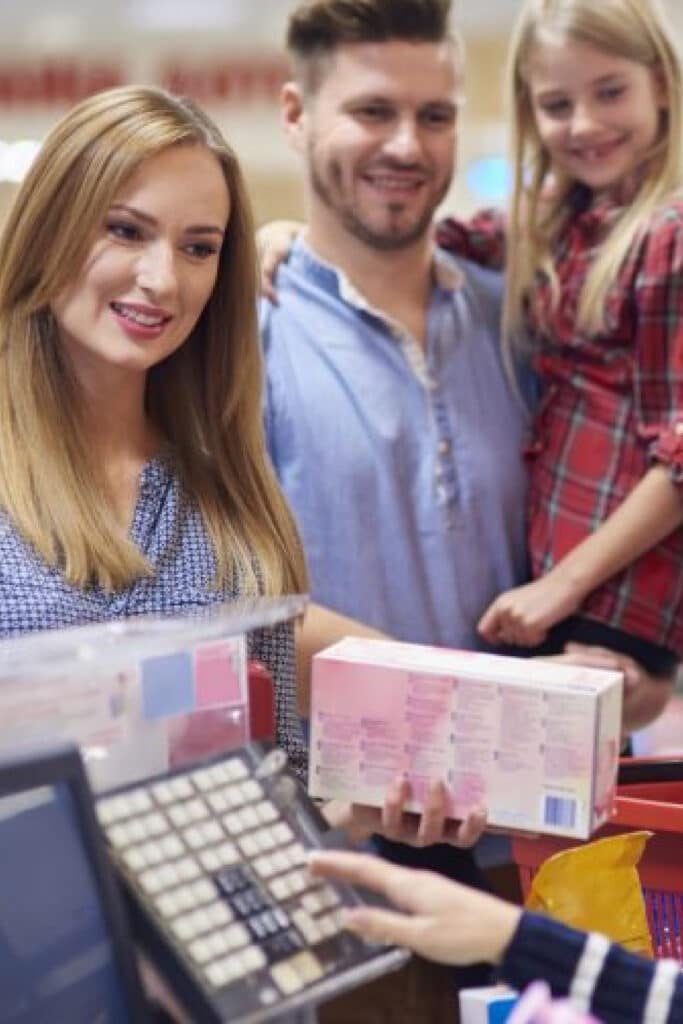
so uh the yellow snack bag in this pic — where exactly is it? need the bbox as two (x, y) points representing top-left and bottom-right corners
(526, 831), (653, 956)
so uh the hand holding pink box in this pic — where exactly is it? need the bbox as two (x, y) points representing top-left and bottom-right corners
(308, 638), (623, 839)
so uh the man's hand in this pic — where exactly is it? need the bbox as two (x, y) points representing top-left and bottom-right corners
(308, 849), (521, 966)
(478, 571), (583, 647)
(554, 642), (675, 735)
(323, 776), (486, 849)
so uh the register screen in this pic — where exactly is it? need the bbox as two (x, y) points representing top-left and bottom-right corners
(0, 783), (130, 1022)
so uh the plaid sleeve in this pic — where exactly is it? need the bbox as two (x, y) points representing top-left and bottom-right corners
(435, 208), (507, 269)
(633, 207), (683, 494)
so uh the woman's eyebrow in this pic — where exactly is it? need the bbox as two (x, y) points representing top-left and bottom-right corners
(109, 202), (225, 237)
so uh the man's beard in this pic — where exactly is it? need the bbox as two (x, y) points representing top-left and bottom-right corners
(310, 154), (447, 252)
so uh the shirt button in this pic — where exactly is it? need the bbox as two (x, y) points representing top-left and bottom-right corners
(438, 440), (452, 456)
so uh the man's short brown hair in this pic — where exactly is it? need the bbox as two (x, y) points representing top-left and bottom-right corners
(287, 0), (454, 89)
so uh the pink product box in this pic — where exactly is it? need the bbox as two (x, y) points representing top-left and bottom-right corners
(308, 638), (623, 839)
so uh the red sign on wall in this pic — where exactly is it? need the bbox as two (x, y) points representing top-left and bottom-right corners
(0, 58), (288, 107)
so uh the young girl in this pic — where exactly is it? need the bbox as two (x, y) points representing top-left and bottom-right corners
(436, 0), (683, 680)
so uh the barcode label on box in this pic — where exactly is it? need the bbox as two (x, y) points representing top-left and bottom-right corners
(543, 794), (577, 830)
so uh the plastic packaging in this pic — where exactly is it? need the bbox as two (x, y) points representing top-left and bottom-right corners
(0, 595), (306, 791)
(525, 831), (653, 956)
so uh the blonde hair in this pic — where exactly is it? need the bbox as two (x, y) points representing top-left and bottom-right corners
(504, 0), (683, 338)
(0, 85), (308, 596)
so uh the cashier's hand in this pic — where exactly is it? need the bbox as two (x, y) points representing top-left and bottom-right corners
(478, 571), (583, 647)
(323, 777), (487, 849)
(553, 643), (675, 736)
(308, 849), (521, 966)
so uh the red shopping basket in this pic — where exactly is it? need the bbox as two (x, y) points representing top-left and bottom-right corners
(512, 762), (683, 961)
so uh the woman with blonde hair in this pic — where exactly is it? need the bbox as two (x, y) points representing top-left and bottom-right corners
(0, 84), (310, 773)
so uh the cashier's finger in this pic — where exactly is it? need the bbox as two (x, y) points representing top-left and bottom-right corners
(309, 850), (413, 908)
(341, 905), (419, 948)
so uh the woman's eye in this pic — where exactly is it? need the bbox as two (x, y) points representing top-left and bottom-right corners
(106, 220), (141, 242)
(184, 242), (219, 259)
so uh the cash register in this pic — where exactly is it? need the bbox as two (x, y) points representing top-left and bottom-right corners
(0, 740), (408, 1023)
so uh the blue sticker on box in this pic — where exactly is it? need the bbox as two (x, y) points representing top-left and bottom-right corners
(141, 652), (195, 720)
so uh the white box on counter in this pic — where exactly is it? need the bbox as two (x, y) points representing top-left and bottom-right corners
(308, 637), (623, 839)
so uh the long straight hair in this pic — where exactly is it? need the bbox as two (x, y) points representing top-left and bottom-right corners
(0, 85), (308, 595)
(504, 0), (683, 339)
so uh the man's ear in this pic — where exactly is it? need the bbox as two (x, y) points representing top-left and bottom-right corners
(281, 81), (307, 153)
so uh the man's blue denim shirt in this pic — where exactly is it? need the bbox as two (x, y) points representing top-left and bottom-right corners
(261, 237), (529, 650)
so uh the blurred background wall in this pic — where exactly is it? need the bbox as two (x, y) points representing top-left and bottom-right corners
(0, 0), (680, 227)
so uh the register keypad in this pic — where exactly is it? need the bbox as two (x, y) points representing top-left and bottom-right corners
(96, 752), (347, 1009)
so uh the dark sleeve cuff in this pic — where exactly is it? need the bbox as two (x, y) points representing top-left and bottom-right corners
(499, 911), (586, 998)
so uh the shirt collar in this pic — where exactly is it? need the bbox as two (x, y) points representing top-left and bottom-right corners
(289, 234), (465, 321)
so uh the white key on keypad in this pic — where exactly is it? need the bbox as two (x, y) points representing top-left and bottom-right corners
(292, 909), (322, 945)
(225, 757), (249, 781)
(291, 951), (324, 984)
(239, 779), (263, 803)
(143, 812), (168, 837)
(190, 768), (214, 791)
(200, 820), (223, 845)
(273, 822), (294, 845)
(174, 886), (196, 913)
(167, 804), (191, 828)
(151, 782), (175, 806)
(253, 855), (277, 880)
(190, 878), (216, 905)
(241, 944), (267, 974)
(157, 862), (180, 889)
(97, 795), (129, 825)
(171, 913), (198, 942)
(183, 826), (204, 850)
(222, 813), (244, 837)
(255, 800), (279, 825)
(139, 869), (165, 895)
(156, 890), (182, 919)
(225, 922), (250, 951)
(188, 937), (214, 964)
(185, 798), (208, 822)
(271, 960), (304, 996)
(206, 932), (230, 958)
(140, 841), (163, 867)
(218, 841), (239, 866)
(222, 786), (244, 810)
(205, 901), (232, 928)
(128, 789), (154, 815)
(175, 857), (201, 882)
(238, 806), (260, 831)
(270, 849), (290, 874)
(159, 834), (184, 860)
(237, 834), (259, 858)
(207, 791), (228, 814)
(205, 961), (230, 988)
(198, 848), (222, 872)
(126, 818), (148, 844)
(269, 876), (293, 901)
(169, 777), (194, 800)
(107, 823), (132, 849)
(123, 846), (148, 872)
